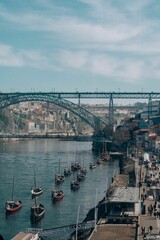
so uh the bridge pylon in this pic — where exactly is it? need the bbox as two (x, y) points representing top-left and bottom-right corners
(148, 94), (152, 125)
(109, 93), (114, 125)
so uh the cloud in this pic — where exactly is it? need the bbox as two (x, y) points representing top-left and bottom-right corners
(58, 50), (88, 69)
(57, 50), (160, 84)
(0, 2), (145, 44)
(0, 43), (60, 70)
(0, 44), (24, 67)
(0, 0), (160, 88)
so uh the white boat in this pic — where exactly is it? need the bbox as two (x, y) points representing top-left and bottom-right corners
(31, 169), (43, 197)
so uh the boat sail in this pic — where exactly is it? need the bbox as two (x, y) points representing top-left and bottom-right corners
(5, 175), (22, 213)
(31, 168), (43, 197)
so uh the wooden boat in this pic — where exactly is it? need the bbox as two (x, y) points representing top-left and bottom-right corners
(64, 167), (72, 176)
(30, 197), (45, 222)
(55, 159), (65, 185)
(5, 176), (22, 213)
(101, 141), (110, 161)
(5, 200), (22, 213)
(71, 162), (81, 171)
(103, 152), (110, 161)
(51, 190), (64, 202)
(80, 167), (87, 175)
(89, 162), (96, 169)
(80, 158), (87, 174)
(31, 187), (43, 197)
(64, 155), (72, 176)
(71, 151), (81, 171)
(70, 180), (80, 191)
(31, 168), (43, 197)
(55, 173), (65, 185)
(77, 172), (85, 181)
(97, 158), (103, 165)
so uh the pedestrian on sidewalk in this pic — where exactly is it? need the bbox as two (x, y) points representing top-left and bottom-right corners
(148, 225), (153, 234)
(141, 226), (145, 235)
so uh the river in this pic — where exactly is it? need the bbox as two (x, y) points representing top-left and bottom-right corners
(0, 139), (119, 239)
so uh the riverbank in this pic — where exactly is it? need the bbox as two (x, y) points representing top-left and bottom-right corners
(0, 134), (93, 143)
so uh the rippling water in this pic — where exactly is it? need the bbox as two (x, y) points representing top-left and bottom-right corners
(0, 139), (119, 239)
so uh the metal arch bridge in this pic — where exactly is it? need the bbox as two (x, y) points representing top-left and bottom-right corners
(0, 93), (108, 131)
(0, 91), (159, 125)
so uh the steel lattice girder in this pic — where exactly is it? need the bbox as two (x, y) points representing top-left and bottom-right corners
(0, 94), (108, 130)
(0, 91), (160, 99)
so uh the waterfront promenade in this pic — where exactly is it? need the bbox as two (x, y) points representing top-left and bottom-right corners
(138, 161), (160, 240)
(89, 155), (160, 240)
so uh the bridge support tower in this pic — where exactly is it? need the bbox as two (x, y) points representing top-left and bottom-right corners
(109, 93), (114, 125)
(148, 94), (152, 125)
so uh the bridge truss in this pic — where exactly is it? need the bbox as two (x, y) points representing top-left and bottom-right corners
(0, 91), (159, 125)
(0, 93), (108, 131)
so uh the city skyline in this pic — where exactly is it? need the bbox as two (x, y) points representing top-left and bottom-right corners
(1, 0), (160, 93)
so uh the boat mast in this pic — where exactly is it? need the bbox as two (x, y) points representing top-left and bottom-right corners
(58, 158), (60, 174)
(34, 167), (36, 189)
(11, 175), (15, 201)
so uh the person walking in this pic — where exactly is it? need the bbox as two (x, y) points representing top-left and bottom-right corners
(148, 225), (153, 234)
(141, 226), (145, 235)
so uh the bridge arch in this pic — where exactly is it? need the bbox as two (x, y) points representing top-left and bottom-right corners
(0, 93), (108, 130)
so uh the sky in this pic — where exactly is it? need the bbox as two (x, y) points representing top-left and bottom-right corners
(0, 0), (160, 93)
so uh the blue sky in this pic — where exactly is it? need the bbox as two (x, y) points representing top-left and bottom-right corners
(0, 0), (160, 93)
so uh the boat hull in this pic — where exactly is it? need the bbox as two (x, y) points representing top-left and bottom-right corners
(55, 174), (65, 185)
(5, 200), (22, 213)
(30, 204), (45, 222)
(70, 181), (80, 191)
(51, 190), (64, 202)
(31, 188), (43, 197)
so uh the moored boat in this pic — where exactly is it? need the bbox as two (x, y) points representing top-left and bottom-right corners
(31, 200), (45, 222)
(5, 176), (22, 213)
(64, 167), (72, 176)
(97, 158), (103, 165)
(89, 162), (96, 169)
(101, 141), (110, 161)
(51, 190), (64, 202)
(71, 162), (81, 171)
(31, 187), (43, 197)
(77, 172), (85, 181)
(70, 180), (80, 191)
(5, 200), (22, 213)
(31, 168), (43, 197)
(55, 159), (65, 185)
(55, 173), (65, 185)
(80, 167), (87, 175)
(103, 153), (110, 161)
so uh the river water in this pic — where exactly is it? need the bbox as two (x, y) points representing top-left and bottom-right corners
(0, 139), (119, 239)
